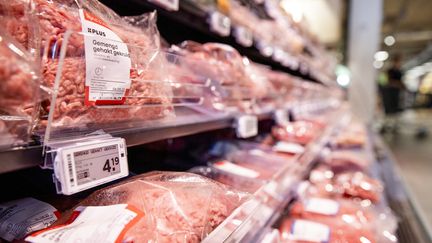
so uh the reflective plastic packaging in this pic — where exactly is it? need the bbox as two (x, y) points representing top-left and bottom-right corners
(272, 121), (323, 145)
(0, 30), (39, 148)
(50, 171), (249, 243)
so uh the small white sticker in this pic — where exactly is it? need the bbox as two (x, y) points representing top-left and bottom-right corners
(26, 204), (142, 243)
(148, 0), (179, 11)
(209, 12), (231, 37)
(273, 141), (304, 154)
(236, 115), (258, 138)
(274, 109), (289, 126)
(291, 219), (330, 242)
(0, 198), (59, 241)
(233, 26), (253, 47)
(213, 160), (259, 178)
(54, 137), (128, 195)
(305, 198), (339, 216)
(79, 10), (132, 106)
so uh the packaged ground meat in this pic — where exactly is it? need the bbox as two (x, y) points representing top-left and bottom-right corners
(1, 0), (174, 136)
(171, 41), (256, 112)
(38, 171), (249, 243)
(279, 218), (377, 243)
(0, 30), (39, 148)
(272, 121), (322, 145)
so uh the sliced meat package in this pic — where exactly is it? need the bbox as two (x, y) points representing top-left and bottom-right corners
(46, 171), (249, 243)
(0, 30), (39, 148)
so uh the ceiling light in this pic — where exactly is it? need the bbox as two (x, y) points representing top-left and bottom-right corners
(384, 36), (395, 46)
(373, 60), (384, 69)
(374, 51), (389, 61)
(336, 74), (350, 87)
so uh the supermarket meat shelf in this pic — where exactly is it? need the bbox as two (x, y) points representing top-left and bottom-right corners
(0, 111), (274, 174)
(99, 0), (319, 83)
(202, 109), (348, 243)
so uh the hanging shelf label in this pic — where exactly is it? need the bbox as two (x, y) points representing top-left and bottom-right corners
(53, 137), (128, 195)
(236, 115), (258, 138)
(209, 11), (231, 37)
(148, 0), (179, 11)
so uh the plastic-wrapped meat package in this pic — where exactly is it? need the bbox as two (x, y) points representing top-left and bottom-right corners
(189, 166), (264, 193)
(172, 41), (255, 112)
(324, 150), (372, 174)
(0, 30), (39, 148)
(332, 122), (367, 149)
(279, 218), (377, 243)
(2, 0), (174, 132)
(335, 172), (383, 203)
(244, 61), (278, 112)
(307, 165), (383, 203)
(272, 121), (322, 145)
(289, 197), (375, 229)
(53, 172), (249, 243)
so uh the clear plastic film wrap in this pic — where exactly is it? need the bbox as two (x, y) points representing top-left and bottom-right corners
(46, 171), (249, 243)
(171, 41), (256, 113)
(308, 164), (384, 204)
(0, 0), (174, 138)
(272, 121), (323, 145)
(280, 181), (398, 243)
(0, 29), (39, 149)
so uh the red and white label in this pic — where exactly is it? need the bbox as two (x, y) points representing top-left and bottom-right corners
(305, 198), (339, 216)
(26, 204), (143, 243)
(79, 10), (131, 106)
(214, 160), (259, 178)
(0, 198), (59, 241)
(290, 219), (330, 242)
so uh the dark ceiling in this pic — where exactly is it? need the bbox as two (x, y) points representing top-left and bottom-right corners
(382, 0), (432, 67)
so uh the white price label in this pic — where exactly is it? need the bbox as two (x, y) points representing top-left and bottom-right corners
(305, 198), (339, 216)
(26, 205), (143, 243)
(291, 219), (330, 242)
(274, 109), (288, 126)
(213, 160), (260, 178)
(273, 141), (304, 154)
(255, 41), (273, 57)
(272, 48), (285, 62)
(233, 26), (253, 47)
(236, 115), (258, 138)
(148, 0), (179, 11)
(209, 12), (231, 37)
(53, 138), (128, 195)
(79, 10), (131, 106)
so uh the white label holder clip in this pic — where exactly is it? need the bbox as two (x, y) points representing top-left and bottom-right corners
(235, 115), (258, 138)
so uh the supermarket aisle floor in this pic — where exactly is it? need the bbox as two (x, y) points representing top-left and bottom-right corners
(382, 109), (432, 230)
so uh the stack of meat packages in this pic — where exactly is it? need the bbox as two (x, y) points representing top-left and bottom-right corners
(0, 0), (174, 140)
(190, 141), (296, 193)
(278, 123), (398, 243)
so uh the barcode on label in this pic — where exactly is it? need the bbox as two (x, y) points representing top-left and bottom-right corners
(67, 154), (74, 185)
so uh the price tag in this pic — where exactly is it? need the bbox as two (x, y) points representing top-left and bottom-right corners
(274, 109), (288, 125)
(273, 141), (305, 154)
(255, 40), (273, 57)
(233, 26), (253, 47)
(148, 0), (179, 11)
(53, 138), (128, 195)
(236, 115), (258, 138)
(272, 48), (285, 62)
(209, 12), (231, 37)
